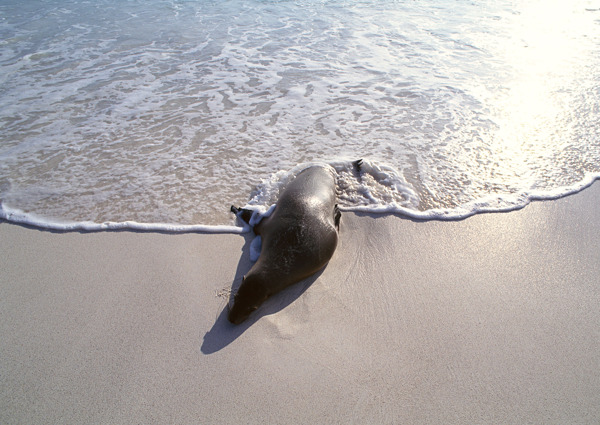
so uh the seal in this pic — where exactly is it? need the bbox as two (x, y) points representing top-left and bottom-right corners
(227, 163), (354, 325)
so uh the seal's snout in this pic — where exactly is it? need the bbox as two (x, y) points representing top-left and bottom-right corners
(227, 300), (240, 324)
(226, 275), (268, 325)
(227, 301), (258, 325)
(227, 307), (244, 325)
(228, 311), (243, 325)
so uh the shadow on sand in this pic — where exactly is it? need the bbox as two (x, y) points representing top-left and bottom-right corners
(200, 232), (323, 355)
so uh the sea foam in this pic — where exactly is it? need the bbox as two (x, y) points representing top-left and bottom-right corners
(2, 159), (598, 233)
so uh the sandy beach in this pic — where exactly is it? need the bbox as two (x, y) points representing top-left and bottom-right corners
(1, 182), (599, 424)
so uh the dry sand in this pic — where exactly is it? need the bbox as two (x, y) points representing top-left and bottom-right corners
(1, 182), (599, 424)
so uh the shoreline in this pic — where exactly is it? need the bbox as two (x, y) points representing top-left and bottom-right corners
(2, 173), (599, 233)
(1, 182), (599, 424)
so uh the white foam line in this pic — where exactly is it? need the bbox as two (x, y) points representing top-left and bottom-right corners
(1, 173), (598, 231)
(342, 173), (600, 220)
(0, 204), (248, 234)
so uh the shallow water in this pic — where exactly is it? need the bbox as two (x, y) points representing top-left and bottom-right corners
(1, 0), (599, 230)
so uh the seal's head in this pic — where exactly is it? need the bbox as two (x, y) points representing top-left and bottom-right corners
(228, 275), (268, 325)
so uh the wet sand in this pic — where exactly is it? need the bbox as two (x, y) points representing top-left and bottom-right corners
(1, 182), (599, 424)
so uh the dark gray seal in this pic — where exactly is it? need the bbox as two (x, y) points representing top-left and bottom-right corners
(228, 163), (354, 325)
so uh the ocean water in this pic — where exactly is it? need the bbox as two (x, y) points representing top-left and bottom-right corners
(1, 0), (599, 231)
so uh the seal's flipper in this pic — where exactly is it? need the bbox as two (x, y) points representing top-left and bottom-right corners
(230, 205), (254, 225)
(334, 204), (341, 229)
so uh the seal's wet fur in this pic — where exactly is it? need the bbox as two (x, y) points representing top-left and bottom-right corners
(228, 164), (347, 325)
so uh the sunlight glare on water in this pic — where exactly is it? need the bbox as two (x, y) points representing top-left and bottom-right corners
(490, 0), (598, 189)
